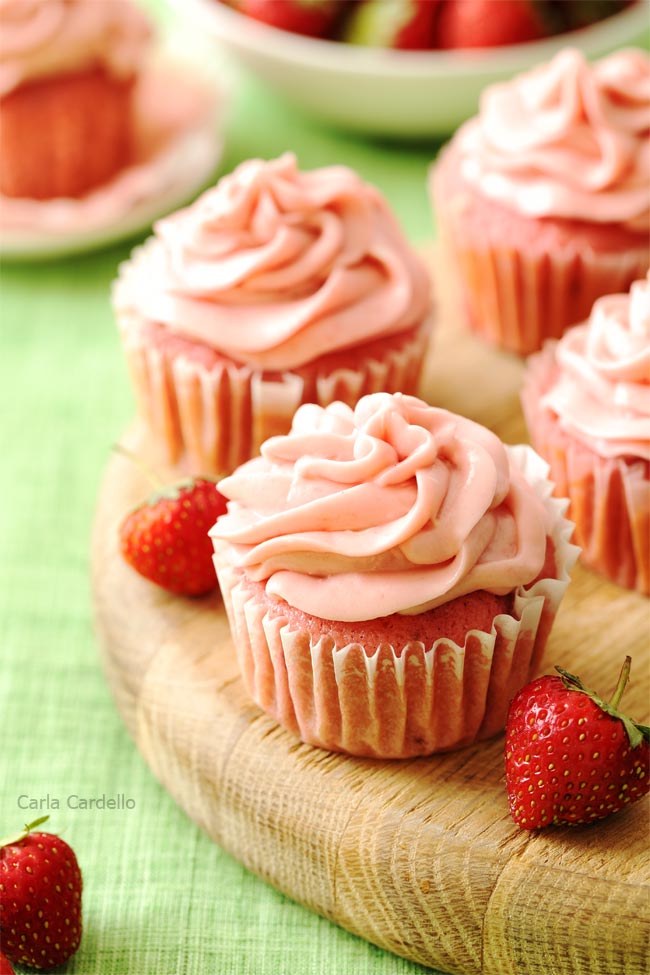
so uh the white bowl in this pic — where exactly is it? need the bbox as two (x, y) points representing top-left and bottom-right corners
(167, 0), (648, 138)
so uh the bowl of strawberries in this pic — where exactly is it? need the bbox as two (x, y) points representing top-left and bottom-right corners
(168, 0), (648, 137)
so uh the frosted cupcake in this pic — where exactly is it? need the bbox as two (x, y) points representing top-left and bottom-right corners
(430, 48), (649, 356)
(210, 392), (578, 758)
(114, 154), (433, 475)
(522, 275), (649, 595)
(0, 0), (152, 200)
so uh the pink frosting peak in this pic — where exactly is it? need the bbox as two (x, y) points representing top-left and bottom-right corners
(114, 153), (431, 370)
(456, 47), (650, 232)
(211, 393), (549, 621)
(0, 0), (152, 97)
(543, 274), (650, 460)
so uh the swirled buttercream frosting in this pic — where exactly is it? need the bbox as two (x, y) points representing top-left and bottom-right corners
(0, 0), (152, 96)
(543, 274), (650, 460)
(210, 392), (549, 621)
(455, 47), (650, 232)
(114, 153), (431, 371)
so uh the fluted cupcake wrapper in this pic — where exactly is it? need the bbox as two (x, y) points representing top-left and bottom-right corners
(118, 311), (430, 476)
(522, 344), (650, 595)
(213, 446), (579, 759)
(430, 166), (648, 357)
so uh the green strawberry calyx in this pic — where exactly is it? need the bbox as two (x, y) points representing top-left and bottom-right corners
(556, 656), (650, 750)
(0, 815), (50, 849)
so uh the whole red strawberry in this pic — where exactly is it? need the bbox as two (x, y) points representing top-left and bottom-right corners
(120, 477), (227, 597)
(235, 0), (340, 38)
(0, 816), (82, 970)
(116, 447), (227, 597)
(437, 0), (548, 48)
(505, 657), (650, 829)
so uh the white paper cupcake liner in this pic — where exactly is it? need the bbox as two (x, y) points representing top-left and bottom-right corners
(522, 344), (650, 594)
(213, 445), (579, 758)
(117, 312), (431, 475)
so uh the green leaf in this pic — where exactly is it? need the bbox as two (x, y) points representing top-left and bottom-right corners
(0, 814), (50, 849)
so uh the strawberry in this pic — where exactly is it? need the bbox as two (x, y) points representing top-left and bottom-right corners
(505, 657), (650, 830)
(117, 449), (228, 597)
(0, 816), (82, 970)
(234, 0), (341, 38)
(0, 951), (15, 975)
(437, 0), (548, 48)
(344, 0), (442, 50)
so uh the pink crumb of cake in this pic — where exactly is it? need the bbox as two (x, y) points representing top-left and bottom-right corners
(267, 587), (513, 650)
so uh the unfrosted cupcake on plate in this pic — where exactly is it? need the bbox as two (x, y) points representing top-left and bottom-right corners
(430, 47), (649, 356)
(0, 0), (152, 200)
(522, 274), (649, 595)
(210, 392), (578, 758)
(113, 153), (433, 475)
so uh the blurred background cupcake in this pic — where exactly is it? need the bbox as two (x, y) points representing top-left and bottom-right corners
(430, 46), (649, 356)
(522, 274), (649, 595)
(113, 153), (433, 475)
(211, 392), (578, 758)
(0, 0), (152, 200)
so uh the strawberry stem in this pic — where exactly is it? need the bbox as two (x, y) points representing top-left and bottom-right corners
(0, 815), (50, 849)
(112, 443), (165, 491)
(556, 658), (649, 750)
(609, 655), (631, 710)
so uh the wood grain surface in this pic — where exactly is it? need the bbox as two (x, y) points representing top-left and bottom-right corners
(91, 249), (650, 975)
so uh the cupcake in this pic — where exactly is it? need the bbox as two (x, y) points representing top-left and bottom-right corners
(522, 275), (649, 595)
(113, 153), (433, 475)
(210, 392), (578, 758)
(0, 0), (151, 200)
(430, 47), (649, 356)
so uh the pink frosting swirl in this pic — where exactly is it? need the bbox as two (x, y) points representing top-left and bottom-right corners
(210, 393), (549, 621)
(0, 0), (152, 97)
(543, 274), (650, 460)
(115, 153), (431, 371)
(456, 47), (650, 232)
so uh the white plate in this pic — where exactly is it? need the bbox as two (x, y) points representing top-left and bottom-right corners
(167, 0), (649, 138)
(0, 45), (225, 260)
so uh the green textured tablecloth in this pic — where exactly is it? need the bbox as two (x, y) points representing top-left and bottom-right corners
(0, 4), (448, 975)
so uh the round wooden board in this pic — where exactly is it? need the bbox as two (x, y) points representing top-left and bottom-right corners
(92, 249), (650, 975)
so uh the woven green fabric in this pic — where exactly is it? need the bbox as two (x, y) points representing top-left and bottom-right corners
(0, 4), (445, 974)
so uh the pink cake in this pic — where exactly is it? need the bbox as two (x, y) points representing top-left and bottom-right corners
(210, 392), (578, 758)
(430, 47), (649, 356)
(0, 0), (151, 199)
(113, 154), (433, 475)
(522, 275), (650, 595)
